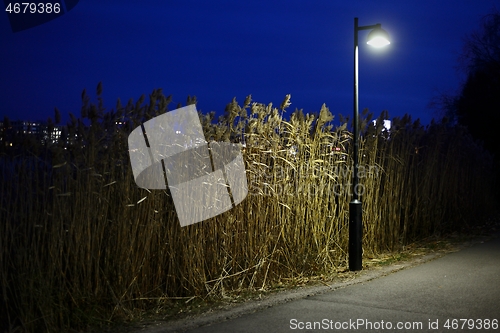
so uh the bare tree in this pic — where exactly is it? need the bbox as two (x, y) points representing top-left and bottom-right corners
(459, 8), (500, 75)
(431, 8), (500, 159)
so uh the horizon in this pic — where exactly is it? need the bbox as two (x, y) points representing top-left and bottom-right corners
(1, 1), (498, 126)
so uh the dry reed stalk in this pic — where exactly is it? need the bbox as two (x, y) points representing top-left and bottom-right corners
(0, 86), (496, 332)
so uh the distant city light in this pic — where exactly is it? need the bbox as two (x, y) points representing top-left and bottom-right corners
(0, 120), (64, 146)
(372, 119), (391, 131)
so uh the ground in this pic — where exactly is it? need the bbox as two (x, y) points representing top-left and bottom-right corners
(87, 214), (500, 333)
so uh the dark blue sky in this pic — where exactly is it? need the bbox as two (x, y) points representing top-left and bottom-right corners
(1, 1), (497, 125)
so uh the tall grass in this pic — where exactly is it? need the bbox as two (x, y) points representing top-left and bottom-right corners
(0, 85), (496, 332)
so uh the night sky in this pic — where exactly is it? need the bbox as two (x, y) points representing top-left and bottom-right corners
(1, 0), (497, 125)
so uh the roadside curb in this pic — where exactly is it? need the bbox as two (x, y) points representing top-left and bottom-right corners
(131, 252), (447, 332)
(123, 229), (499, 333)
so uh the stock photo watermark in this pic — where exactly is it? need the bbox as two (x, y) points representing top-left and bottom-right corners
(128, 105), (248, 227)
(248, 164), (380, 198)
(4, 1), (80, 32)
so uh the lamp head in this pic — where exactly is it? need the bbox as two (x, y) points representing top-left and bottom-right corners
(367, 27), (390, 48)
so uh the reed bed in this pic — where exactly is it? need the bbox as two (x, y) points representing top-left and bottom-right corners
(0, 85), (496, 332)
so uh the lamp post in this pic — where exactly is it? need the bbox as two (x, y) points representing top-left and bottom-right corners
(350, 17), (390, 271)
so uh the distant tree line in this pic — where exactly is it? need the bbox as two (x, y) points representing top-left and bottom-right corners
(434, 7), (500, 161)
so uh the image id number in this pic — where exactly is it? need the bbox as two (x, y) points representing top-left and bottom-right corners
(444, 319), (498, 330)
(5, 2), (61, 14)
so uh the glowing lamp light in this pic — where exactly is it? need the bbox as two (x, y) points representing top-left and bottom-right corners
(367, 27), (391, 48)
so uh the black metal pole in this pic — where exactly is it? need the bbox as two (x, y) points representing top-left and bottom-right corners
(349, 17), (362, 271)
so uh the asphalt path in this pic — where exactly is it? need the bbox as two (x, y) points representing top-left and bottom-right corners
(143, 232), (500, 333)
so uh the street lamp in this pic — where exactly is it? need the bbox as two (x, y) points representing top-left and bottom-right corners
(350, 17), (390, 271)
